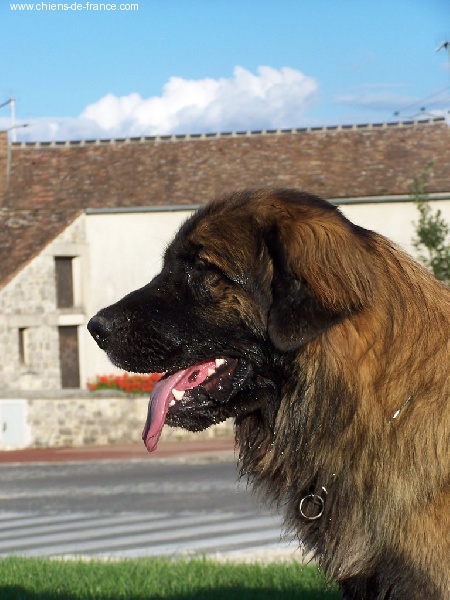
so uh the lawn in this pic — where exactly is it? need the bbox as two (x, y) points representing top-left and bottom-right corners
(0, 557), (341, 599)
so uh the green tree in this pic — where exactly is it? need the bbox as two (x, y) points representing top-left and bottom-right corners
(411, 163), (450, 285)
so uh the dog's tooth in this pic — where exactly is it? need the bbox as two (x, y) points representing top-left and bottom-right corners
(215, 358), (226, 368)
(207, 368), (215, 377)
(172, 389), (185, 401)
(169, 400), (176, 407)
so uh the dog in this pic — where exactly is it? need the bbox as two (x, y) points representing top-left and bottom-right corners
(88, 189), (450, 599)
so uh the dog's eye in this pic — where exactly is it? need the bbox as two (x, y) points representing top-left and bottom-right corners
(194, 257), (209, 270)
(184, 257), (209, 275)
(184, 259), (206, 282)
(185, 258), (224, 295)
(192, 256), (222, 275)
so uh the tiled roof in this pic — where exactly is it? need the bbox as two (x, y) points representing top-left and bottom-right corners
(0, 207), (81, 287)
(1, 118), (450, 287)
(10, 117), (446, 148)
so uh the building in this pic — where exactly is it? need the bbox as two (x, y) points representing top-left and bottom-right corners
(0, 119), (449, 447)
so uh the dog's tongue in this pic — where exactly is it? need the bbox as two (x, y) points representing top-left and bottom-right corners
(142, 361), (216, 452)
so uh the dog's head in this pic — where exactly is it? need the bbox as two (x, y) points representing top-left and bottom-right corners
(88, 189), (375, 451)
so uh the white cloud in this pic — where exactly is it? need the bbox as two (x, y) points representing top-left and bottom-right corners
(14, 66), (319, 142)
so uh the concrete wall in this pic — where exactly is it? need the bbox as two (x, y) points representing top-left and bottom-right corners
(83, 208), (194, 382)
(341, 198), (450, 257)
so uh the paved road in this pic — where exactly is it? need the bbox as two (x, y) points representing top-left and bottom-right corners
(0, 458), (297, 559)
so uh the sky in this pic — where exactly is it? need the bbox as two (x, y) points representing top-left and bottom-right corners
(1, 0), (449, 141)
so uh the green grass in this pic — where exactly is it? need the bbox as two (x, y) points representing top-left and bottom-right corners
(0, 557), (341, 599)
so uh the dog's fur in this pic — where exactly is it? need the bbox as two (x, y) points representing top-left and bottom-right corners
(88, 189), (450, 599)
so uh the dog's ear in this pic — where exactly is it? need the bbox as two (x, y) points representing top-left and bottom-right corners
(266, 211), (375, 351)
(268, 265), (341, 351)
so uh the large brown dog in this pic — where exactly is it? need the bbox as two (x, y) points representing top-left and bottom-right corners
(88, 189), (450, 599)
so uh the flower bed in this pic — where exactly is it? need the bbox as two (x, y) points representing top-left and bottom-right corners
(87, 372), (162, 394)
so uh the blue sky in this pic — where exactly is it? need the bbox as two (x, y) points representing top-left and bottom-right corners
(1, 0), (449, 141)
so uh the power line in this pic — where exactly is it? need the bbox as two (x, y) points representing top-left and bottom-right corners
(393, 86), (450, 118)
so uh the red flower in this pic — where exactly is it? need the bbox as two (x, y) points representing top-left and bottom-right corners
(87, 372), (162, 394)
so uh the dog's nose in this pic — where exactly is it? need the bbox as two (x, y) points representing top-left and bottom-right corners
(87, 314), (112, 349)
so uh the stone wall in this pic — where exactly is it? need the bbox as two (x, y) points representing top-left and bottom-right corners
(0, 392), (233, 449)
(0, 215), (87, 391)
(0, 249), (60, 391)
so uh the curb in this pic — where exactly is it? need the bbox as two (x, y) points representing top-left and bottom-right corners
(0, 438), (236, 464)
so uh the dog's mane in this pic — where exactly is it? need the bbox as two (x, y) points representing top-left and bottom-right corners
(234, 203), (450, 590)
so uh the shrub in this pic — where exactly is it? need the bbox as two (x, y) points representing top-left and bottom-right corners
(411, 163), (450, 285)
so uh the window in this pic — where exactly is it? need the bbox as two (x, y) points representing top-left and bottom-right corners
(18, 328), (28, 365)
(58, 326), (80, 388)
(55, 257), (74, 308)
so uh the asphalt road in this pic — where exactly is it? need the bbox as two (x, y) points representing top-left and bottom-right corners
(0, 458), (257, 513)
(0, 457), (297, 558)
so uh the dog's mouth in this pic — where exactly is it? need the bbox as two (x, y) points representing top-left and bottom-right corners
(142, 357), (252, 452)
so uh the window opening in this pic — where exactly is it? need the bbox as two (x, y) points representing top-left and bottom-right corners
(58, 326), (80, 388)
(55, 257), (74, 308)
(18, 328), (27, 365)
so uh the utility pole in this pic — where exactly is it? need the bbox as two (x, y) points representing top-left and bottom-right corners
(0, 98), (15, 141)
(0, 98), (28, 142)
